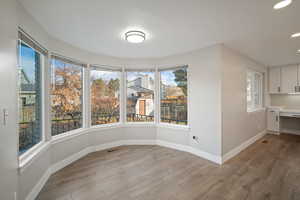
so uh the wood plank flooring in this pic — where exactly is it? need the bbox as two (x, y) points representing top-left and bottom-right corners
(37, 134), (300, 200)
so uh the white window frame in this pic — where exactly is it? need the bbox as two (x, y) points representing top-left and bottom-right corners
(247, 69), (264, 112)
(17, 34), (48, 167)
(124, 69), (156, 125)
(158, 65), (190, 129)
(89, 65), (122, 128)
(50, 54), (87, 139)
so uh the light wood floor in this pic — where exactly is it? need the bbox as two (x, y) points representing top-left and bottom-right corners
(37, 134), (300, 200)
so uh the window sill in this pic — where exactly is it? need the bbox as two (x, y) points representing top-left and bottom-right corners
(90, 123), (122, 130)
(157, 123), (190, 131)
(247, 107), (266, 113)
(19, 141), (51, 174)
(122, 122), (156, 128)
(51, 128), (90, 145)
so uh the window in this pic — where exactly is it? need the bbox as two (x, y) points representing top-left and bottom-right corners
(90, 66), (121, 126)
(18, 38), (45, 154)
(247, 70), (263, 112)
(160, 66), (188, 126)
(51, 56), (84, 136)
(126, 70), (155, 122)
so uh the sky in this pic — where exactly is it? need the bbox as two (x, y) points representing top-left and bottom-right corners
(91, 70), (120, 82)
(160, 70), (177, 86)
(127, 71), (154, 82)
(20, 42), (36, 83)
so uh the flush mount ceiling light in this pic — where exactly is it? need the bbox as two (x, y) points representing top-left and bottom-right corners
(125, 31), (146, 43)
(291, 32), (300, 38)
(273, 0), (292, 10)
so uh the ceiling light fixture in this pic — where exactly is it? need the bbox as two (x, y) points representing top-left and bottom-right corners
(125, 30), (146, 43)
(297, 49), (300, 53)
(291, 32), (300, 38)
(273, 0), (292, 10)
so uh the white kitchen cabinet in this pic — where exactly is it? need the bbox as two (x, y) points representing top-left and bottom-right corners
(281, 65), (298, 94)
(269, 67), (281, 93)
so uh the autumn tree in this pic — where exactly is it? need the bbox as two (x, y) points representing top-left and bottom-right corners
(51, 64), (82, 119)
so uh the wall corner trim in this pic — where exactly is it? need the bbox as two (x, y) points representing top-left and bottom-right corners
(222, 130), (267, 164)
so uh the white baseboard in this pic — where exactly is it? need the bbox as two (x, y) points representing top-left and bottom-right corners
(50, 147), (92, 175)
(28, 136), (263, 200)
(222, 130), (266, 163)
(156, 140), (222, 164)
(25, 168), (51, 200)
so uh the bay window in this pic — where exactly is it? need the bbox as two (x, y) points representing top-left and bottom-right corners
(90, 66), (121, 126)
(126, 70), (155, 122)
(159, 66), (188, 126)
(50, 55), (84, 136)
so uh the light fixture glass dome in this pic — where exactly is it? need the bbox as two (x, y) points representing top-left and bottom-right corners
(273, 0), (292, 10)
(125, 31), (146, 43)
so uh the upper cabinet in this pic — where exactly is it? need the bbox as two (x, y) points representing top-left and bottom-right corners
(269, 65), (300, 94)
(269, 67), (281, 93)
(281, 65), (298, 94)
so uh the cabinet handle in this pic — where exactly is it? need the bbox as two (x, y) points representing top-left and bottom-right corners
(276, 116), (279, 121)
(277, 87), (280, 93)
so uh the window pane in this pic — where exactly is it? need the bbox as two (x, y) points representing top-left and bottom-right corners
(18, 42), (43, 154)
(90, 69), (120, 125)
(254, 73), (262, 107)
(247, 70), (263, 112)
(126, 71), (155, 122)
(247, 73), (252, 109)
(51, 58), (83, 136)
(160, 67), (188, 125)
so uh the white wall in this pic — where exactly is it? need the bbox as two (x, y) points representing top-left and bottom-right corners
(221, 45), (268, 155)
(0, 1), (18, 200)
(156, 46), (223, 156)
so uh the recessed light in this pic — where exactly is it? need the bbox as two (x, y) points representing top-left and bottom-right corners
(273, 0), (292, 10)
(291, 32), (300, 38)
(125, 31), (146, 43)
(297, 49), (300, 53)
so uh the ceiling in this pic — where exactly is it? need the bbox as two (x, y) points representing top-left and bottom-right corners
(20, 0), (300, 66)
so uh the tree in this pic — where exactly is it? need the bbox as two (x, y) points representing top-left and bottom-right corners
(51, 65), (82, 119)
(173, 68), (187, 96)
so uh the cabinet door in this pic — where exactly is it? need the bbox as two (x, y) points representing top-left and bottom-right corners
(267, 110), (279, 132)
(281, 65), (298, 93)
(269, 67), (281, 93)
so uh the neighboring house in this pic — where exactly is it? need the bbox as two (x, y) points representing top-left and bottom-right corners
(19, 69), (37, 122)
(127, 75), (154, 116)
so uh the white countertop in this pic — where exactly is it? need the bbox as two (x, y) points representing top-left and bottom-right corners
(280, 109), (300, 114)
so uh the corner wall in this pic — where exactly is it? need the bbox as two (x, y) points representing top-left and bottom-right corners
(0, 0), (18, 200)
(221, 45), (268, 157)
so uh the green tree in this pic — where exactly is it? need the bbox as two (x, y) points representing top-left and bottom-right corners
(173, 68), (187, 96)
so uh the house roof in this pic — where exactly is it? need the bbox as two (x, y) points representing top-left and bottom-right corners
(128, 85), (153, 94)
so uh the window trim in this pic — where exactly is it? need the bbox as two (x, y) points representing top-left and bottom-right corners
(89, 65), (122, 127)
(17, 38), (47, 157)
(50, 54), (86, 136)
(158, 65), (189, 127)
(247, 69), (264, 113)
(125, 69), (156, 124)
